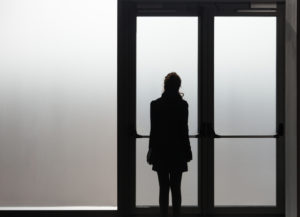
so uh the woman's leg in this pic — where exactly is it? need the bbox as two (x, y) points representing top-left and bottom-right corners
(170, 171), (183, 217)
(157, 170), (170, 217)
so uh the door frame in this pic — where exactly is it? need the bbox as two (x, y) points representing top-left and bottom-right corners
(117, 2), (285, 216)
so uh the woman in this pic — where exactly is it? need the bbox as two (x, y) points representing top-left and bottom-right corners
(147, 72), (192, 217)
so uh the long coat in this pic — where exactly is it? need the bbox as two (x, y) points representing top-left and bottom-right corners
(149, 93), (192, 172)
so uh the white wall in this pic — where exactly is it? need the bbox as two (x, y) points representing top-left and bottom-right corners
(0, 0), (117, 207)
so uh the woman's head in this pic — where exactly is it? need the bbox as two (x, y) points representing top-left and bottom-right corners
(164, 72), (181, 93)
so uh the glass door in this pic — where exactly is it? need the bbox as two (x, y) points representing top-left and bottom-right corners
(135, 16), (199, 208)
(118, 3), (285, 216)
(214, 16), (277, 206)
(210, 13), (285, 215)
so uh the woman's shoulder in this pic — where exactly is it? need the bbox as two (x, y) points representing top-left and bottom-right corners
(151, 96), (165, 103)
(151, 97), (162, 107)
(151, 97), (188, 107)
(181, 99), (188, 107)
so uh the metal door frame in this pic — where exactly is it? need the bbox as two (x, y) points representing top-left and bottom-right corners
(117, 2), (285, 216)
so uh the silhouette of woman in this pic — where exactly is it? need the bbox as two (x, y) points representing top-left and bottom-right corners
(147, 72), (192, 217)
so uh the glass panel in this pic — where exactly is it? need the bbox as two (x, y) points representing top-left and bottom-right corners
(0, 0), (117, 208)
(214, 139), (276, 206)
(214, 17), (276, 135)
(136, 17), (198, 135)
(136, 139), (198, 206)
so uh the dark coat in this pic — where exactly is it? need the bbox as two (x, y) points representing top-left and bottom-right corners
(149, 92), (192, 172)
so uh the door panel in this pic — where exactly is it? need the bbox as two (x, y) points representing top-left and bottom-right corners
(214, 138), (276, 206)
(213, 16), (277, 208)
(136, 138), (198, 206)
(136, 17), (198, 135)
(136, 16), (199, 207)
(214, 17), (277, 135)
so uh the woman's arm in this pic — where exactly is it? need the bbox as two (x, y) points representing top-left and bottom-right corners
(148, 101), (156, 164)
(182, 101), (190, 143)
(149, 101), (155, 149)
(183, 101), (192, 161)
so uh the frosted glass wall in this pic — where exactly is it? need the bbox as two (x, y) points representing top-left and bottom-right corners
(0, 0), (117, 208)
(214, 17), (276, 135)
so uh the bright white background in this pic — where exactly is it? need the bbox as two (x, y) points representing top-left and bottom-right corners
(214, 17), (276, 135)
(0, 0), (117, 208)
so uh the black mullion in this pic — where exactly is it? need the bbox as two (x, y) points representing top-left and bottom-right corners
(132, 14), (137, 211)
(130, 3), (137, 214)
(200, 6), (211, 216)
(118, 2), (136, 216)
(207, 5), (216, 215)
(275, 3), (285, 214)
(197, 10), (203, 214)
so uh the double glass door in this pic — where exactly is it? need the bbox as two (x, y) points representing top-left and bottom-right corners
(118, 3), (285, 216)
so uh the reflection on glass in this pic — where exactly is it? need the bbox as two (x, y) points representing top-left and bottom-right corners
(136, 17), (198, 135)
(136, 139), (198, 206)
(214, 139), (276, 206)
(214, 17), (276, 135)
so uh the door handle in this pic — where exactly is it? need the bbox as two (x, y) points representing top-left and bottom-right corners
(133, 130), (149, 138)
(133, 130), (201, 139)
(132, 123), (284, 139)
(134, 132), (200, 139)
(206, 123), (283, 138)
